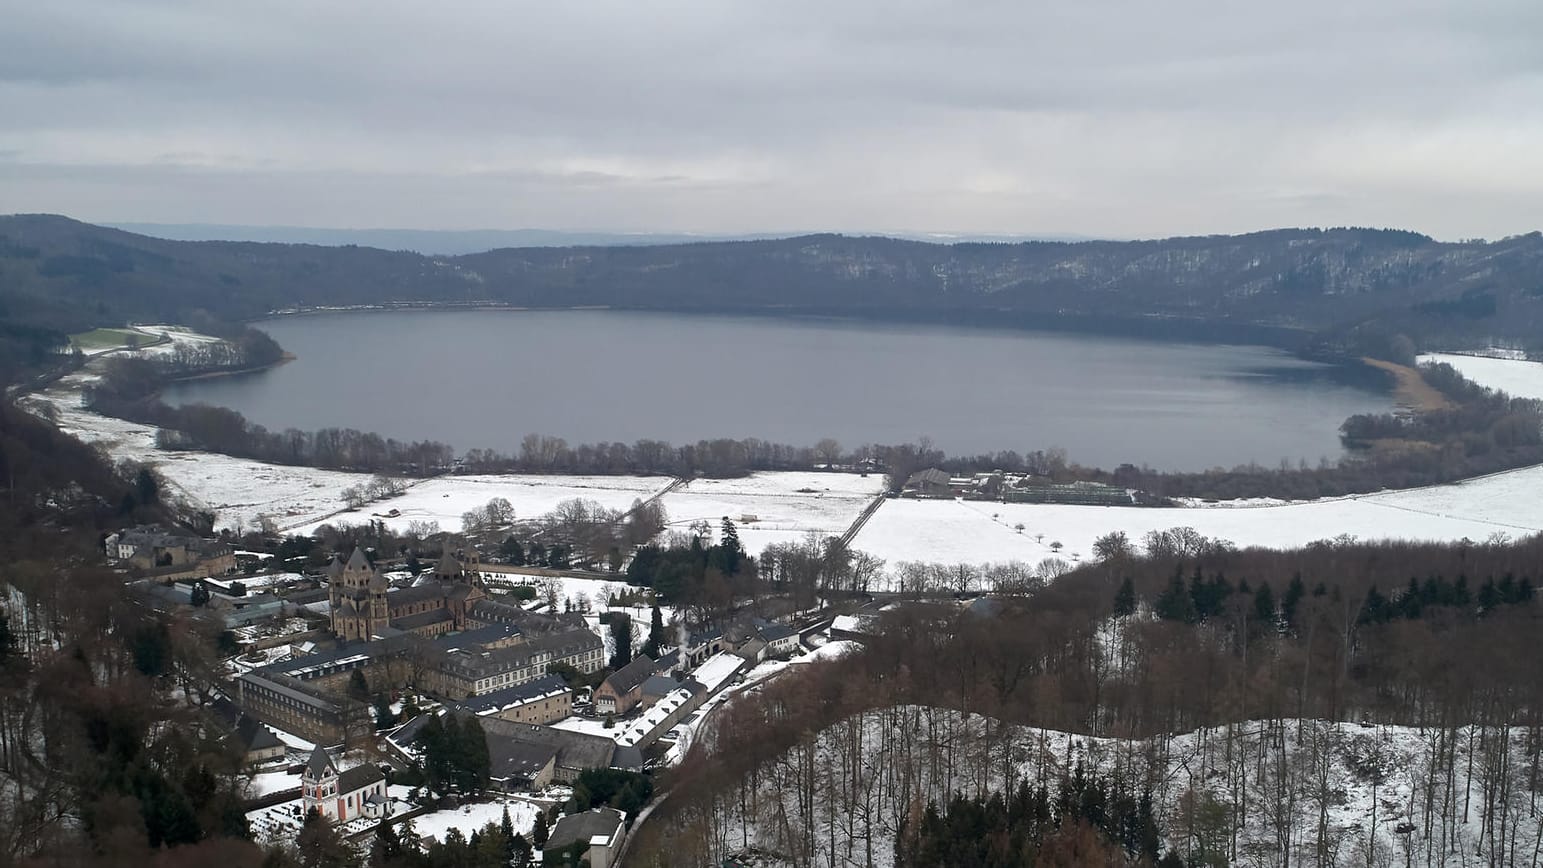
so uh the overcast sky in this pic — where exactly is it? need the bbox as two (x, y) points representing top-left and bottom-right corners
(3, 0), (1540, 239)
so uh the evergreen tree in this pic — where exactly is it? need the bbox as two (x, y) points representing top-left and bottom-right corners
(297, 807), (359, 868)
(547, 544), (570, 569)
(608, 613), (633, 670)
(1155, 570), (1197, 623)
(1282, 572), (1305, 628)
(1359, 585), (1392, 624)
(500, 536), (526, 565)
(715, 517), (744, 575)
(532, 811), (549, 848)
(640, 603), (667, 658)
(368, 820), (402, 866)
(1252, 582), (1276, 625)
(373, 695), (396, 731)
(1112, 577), (1137, 617)
(501, 806), (516, 861)
(349, 668), (371, 701)
(510, 832), (532, 867)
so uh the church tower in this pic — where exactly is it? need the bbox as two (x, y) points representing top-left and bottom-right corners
(329, 548), (380, 640)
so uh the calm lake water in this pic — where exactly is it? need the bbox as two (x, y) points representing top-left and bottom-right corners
(162, 310), (1393, 471)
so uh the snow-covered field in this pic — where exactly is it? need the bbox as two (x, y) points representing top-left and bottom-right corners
(1420, 352), (1543, 401)
(658, 472), (883, 555)
(409, 798), (540, 844)
(853, 465), (1543, 570)
(296, 473), (674, 536)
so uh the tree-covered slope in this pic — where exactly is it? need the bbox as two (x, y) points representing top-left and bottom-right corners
(3, 215), (1542, 352)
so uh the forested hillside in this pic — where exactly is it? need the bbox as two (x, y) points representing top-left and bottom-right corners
(3, 216), (1543, 363)
(634, 534), (1543, 867)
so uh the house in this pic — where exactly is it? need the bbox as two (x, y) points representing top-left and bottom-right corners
(594, 654), (656, 715)
(209, 698), (287, 766)
(904, 468), (953, 498)
(734, 638), (767, 664)
(457, 674), (572, 724)
(755, 623), (800, 657)
(300, 746), (389, 824)
(544, 808), (627, 868)
(678, 625), (728, 668)
(233, 715), (287, 765)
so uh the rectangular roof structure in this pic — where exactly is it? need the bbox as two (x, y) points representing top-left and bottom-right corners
(457, 674), (571, 715)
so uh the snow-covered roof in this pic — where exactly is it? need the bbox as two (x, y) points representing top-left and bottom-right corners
(691, 652), (746, 693)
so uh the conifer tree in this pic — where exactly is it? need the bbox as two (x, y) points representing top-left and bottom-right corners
(1112, 577), (1137, 617)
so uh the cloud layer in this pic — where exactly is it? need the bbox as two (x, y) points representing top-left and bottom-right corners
(3, 0), (1540, 238)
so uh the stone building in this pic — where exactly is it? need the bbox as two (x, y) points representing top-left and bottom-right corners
(328, 547), (486, 640)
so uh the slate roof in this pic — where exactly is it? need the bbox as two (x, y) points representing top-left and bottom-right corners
(600, 654), (656, 696)
(306, 746), (335, 779)
(477, 718), (616, 772)
(757, 624), (797, 643)
(640, 674), (679, 699)
(235, 715), (284, 753)
(337, 763), (385, 794)
(346, 547), (372, 571)
(457, 674), (570, 715)
(545, 808), (625, 853)
(391, 609), (454, 631)
(489, 739), (559, 782)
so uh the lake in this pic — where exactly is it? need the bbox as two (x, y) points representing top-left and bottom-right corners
(162, 310), (1394, 471)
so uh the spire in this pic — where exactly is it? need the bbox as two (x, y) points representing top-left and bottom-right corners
(325, 554), (344, 579)
(346, 547), (372, 572)
(305, 745), (335, 780)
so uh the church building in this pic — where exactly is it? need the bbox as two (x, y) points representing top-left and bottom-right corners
(328, 547), (487, 640)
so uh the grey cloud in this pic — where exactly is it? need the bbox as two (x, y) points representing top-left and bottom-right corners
(1, 0), (1539, 238)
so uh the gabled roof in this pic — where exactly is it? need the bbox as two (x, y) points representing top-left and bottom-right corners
(757, 623), (797, 643)
(906, 468), (952, 487)
(600, 654), (656, 696)
(337, 763), (385, 794)
(305, 746), (336, 779)
(235, 715), (284, 753)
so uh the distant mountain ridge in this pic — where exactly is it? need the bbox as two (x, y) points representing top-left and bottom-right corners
(3, 214), (1541, 355)
(106, 222), (1101, 255)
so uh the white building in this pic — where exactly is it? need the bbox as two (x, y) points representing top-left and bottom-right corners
(301, 746), (390, 823)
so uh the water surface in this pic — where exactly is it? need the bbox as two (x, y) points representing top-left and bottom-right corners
(162, 310), (1393, 471)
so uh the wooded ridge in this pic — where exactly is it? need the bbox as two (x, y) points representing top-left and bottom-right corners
(4, 215), (1542, 360)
